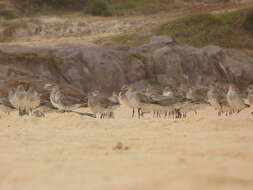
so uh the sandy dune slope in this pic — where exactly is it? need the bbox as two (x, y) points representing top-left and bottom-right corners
(0, 106), (252, 190)
(1, 1), (253, 46)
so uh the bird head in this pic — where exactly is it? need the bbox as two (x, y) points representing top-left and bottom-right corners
(16, 84), (25, 92)
(44, 83), (60, 91)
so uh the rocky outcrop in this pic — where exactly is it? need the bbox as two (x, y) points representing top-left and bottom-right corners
(0, 36), (252, 99)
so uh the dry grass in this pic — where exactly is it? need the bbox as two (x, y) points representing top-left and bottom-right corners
(158, 7), (253, 49)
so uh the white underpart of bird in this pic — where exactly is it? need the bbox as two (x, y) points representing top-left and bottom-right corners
(118, 90), (130, 107)
(162, 87), (174, 98)
(186, 88), (195, 100)
(88, 91), (119, 117)
(50, 86), (61, 109)
(8, 88), (18, 109)
(26, 86), (41, 114)
(15, 85), (27, 115)
(125, 87), (141, 108)
(50, 86), (82, 111)
(227, 84), (249, 112)
(207, 88), (222, 111)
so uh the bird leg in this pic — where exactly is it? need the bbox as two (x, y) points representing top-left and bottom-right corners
(18, 108), (22, 116)
(132, 108), (135, 118)
(141, 110), (144, 117)
(137, 108), (142, 119)
(110, 112), (115, 119)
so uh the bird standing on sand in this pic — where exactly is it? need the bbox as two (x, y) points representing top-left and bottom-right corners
(226, 84), (249, 113)
(14, 85), (28, 116)
(207, 86), (223, 116)
(123, 86), (147, 119)
(185, 87), (208, 115)
(49, 85), (84, 112)
(26, 86), (41, 115)
(119, 85), (139, 118)
(88, 90), (119, 118)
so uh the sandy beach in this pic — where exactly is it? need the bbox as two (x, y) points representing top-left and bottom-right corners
(0, 106), (252, 190)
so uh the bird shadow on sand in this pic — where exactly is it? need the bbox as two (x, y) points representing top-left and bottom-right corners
(69, 111), (96, 118)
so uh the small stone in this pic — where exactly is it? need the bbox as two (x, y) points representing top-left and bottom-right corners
(113, 142), (123, 150)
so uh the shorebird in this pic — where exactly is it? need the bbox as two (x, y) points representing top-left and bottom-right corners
(123, 86), (157, 119)
(162, 86), (174, 98)
(207, 85), (223, 116)
(186, 88), (195, 100)
(88, 90), (120, 118)
(226, 84), (249, 113)
(119, 85), (141, 118)
(144, 87), (175, 118)
(185, 87), (209, 115)
(15, 85), (28, 116)
(26, 86), (41, 115)
(46, 84), (85, 112)
(107, 91), (120, 118)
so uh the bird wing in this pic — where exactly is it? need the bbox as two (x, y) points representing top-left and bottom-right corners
(98, 96), (119, 108)
(137, 93), (157, 104)
(56, 91), (83, 107)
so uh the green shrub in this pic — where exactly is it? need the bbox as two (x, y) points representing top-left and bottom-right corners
(244, 9), (253, 33)
(43, 0), (72, 7)
(112, 35), (132, 42)
(0, 9), (16, 19)
(86, 0), (112, 16)
(112, 1), (144, 10)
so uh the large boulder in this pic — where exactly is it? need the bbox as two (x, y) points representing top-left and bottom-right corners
(0, 36), (252, 99)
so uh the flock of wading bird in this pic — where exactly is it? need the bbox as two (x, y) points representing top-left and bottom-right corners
(1, 82), (253, 119)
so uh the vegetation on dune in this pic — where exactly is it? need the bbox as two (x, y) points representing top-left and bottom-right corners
(244, 9), (253, 33)
(85, 0), (112, 16)
(0, 8), (16, 19)
(111, 34), (133, 42)
(158, 8), (253, 49)
(11, 0), (88, 15)
(0, 3), (16, 19)
(110, 0), (174, 15)
(111, 34), (150, 46)
(85, 0), (174, 16)
(9, 0), (175, 16)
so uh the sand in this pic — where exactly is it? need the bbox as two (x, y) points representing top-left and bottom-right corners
(0, 106), (253, 190)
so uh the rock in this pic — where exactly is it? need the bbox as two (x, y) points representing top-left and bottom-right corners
(112, 142), (123, 150)
(0, 35), (252, 104)
(32, 110), (45, 117)
(112, 141), (130, 150)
